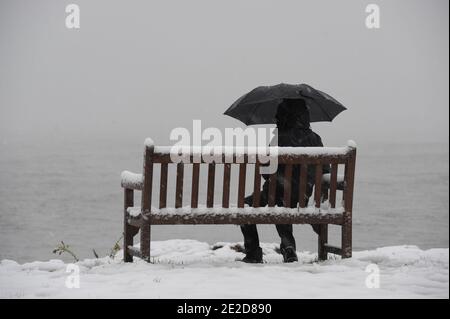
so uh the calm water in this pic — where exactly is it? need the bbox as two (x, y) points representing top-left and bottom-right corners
(0, 138), (448, 263)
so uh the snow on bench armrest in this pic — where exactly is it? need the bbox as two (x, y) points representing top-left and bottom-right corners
(121, 170), (143, 190)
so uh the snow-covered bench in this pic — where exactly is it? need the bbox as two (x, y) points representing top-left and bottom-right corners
(121, 138), (356, 262)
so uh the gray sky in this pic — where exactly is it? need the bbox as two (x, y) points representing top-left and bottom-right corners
(0, 0), (448, 146)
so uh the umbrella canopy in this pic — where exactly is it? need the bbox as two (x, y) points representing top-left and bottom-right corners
(224, 83), (346, 125)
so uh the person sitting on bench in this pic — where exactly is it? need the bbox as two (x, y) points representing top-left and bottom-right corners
(241, 98), (330, 263)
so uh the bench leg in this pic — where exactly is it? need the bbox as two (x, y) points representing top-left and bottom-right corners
(341, 217), (352, 258)
(124, 225), (139, 262)
(140, 221), (151, 262)
(318, 224), (328, 261)
(124, 224), (134, 263)
(124, 188), (134, 263)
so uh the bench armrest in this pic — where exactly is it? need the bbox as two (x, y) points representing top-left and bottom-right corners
(121, 170), (143, 190)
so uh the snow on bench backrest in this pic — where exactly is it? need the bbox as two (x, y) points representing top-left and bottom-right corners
(148, 141), (356, 164)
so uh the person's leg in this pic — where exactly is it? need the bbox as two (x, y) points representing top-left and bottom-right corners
(275, 224), (296, 251)
(240, 224), (263, 263)
(276, 224), (298, 262)
(241, 181), (269, 262)
(239, 182), (269, 263)
(311, 224), (320, 234)
(240, 224), (260, 252)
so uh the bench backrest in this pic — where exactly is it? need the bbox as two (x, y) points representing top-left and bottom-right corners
(140, 139), (356, 216)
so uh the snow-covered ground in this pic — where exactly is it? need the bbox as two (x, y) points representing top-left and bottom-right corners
(0, 240), (448, 298)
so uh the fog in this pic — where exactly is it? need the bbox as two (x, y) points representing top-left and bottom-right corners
(0, 0), (448, 147)
(0, 1), (449, 264)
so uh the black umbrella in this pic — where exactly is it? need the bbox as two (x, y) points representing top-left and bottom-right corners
(224, 83), (346, 125)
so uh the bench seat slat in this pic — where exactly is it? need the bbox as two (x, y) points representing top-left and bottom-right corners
(175, 163), (184, 208)
(148, 214), (343, 225)
(329, 163), (338, 208)
(127, 206), (344, 226)
(253, 163), (261, 208)
(128, 213), (343, 226)
(238, 163), (246, 208)
(159, 163), (168, 208)
(299, 164), (307, 208)
(207, 164), (215, 208)
(283, 164), (293, 207)
(191, 163), (200, 208)
(268, 173), (277, 207)
(314, 164), (323, 208)
(222, 163), (231, 208)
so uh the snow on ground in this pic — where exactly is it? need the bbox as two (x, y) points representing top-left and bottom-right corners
(0, 240), (448, 299)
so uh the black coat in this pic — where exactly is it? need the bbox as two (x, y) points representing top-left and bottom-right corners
(246, 127), (330, 207)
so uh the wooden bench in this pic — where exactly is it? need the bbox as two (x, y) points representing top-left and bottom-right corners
(121, 138), (356, 263)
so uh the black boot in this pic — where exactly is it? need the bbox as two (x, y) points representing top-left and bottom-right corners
(280, 246), (298, 263)
(276, 224), (297, 262)
(242, 247), (263, 263)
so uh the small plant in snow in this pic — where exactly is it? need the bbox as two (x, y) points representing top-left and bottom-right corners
(52, 241), (79, 262)
(109, 234), (123, 259)
(52, 234), (125, 261)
